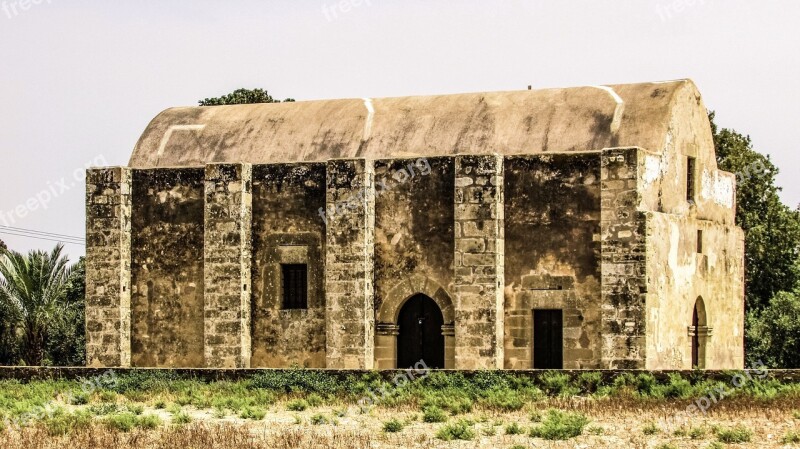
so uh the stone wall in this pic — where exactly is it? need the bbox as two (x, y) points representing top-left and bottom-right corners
(203, 164), (252, 368)
(644, 213), (745, 369)
(374, 157), (454, 314)
(503, 154), (602, 369)
(251, 163), (327, 368)
(130, 169), (205, 368)
(324, 159), (376, 369)
(453, 154), (504, 369)
(600, 148), (647, 369)
(85, 167), (132, 367)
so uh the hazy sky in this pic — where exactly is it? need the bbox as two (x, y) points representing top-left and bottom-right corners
(1, 0), (799, 260)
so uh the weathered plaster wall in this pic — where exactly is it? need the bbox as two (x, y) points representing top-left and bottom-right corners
(503, 154), (602, 369)
(637, 82), (736, 225)
(250, 163), (327, 368)
(645, 213), (745, 369)
(130, 169), (205, 368)
(374, 157), (454, 314)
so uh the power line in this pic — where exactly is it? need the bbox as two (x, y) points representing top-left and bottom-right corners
(0, 226), (85, 246)
(0, 225), (85, 241)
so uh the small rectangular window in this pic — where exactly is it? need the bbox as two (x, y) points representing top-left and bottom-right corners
(281, 264), (308, 310)
(687, 157), (696, 203)
(697, 230), (703, 254)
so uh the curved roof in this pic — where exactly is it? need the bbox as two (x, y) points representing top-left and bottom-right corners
(129, 79), (713, 168)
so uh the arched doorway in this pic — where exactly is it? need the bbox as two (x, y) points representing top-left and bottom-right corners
(690, 297), (708, 369)
(397, 294), (445, 369)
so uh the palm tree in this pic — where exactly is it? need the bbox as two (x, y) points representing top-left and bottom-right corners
(0, 244), (77, 366)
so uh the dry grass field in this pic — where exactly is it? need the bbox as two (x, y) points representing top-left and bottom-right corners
(0, 371), (797, 448)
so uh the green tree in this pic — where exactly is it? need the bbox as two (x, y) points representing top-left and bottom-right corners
(199, 88), (294, 106)
(0, 244), (79, 365)
(45, 257), (85, 366)
(710, 112), (800, 312)
(746, 290), (800, 368)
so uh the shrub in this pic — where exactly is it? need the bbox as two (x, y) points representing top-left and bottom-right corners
(577, 372), (603, 394)
(382, 418), (404, 433)
(172, 411), (192, 425)
(587, 425), (604, 435)
(286, 399), (308, 411)
(689, 426), (706, 439)
(422, 406), (448, 423)
(42, 409), (92, 436)
(716, 425), (752, 443)
(69, 391), (90, 405)
(782, 431), (800, 444)
(127, 404), (144, 415)
(529, 409), (590, 440)
(88, 403), (119, 416)
(504, 422), (524, 435)
(249, 369), (342, 395)
(105, 412), (138, 432)
(436, 419), (475, 441)
(794, 410), (800, 419)
(310, 413), (330, 425)
(655, 444), (677, 449)
(153, 399), (167, 409)
(137, 414), (162, 430)
(540, 372), (573, 396)
(481, 388), (525, 411)
(642, 422), (661, 435)
(239, 407), (267, 420)
(306, 393), (324, 407)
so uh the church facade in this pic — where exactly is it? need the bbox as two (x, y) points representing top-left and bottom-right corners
(85, 80), (744, 370)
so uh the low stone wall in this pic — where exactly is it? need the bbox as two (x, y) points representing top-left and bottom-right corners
(0, 367), (798, 384)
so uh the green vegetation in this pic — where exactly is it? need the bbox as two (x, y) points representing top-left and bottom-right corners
(782, 430), (800, 444)
(529, 409), (589, 440)
(286, 399), (309, 411)
(642, 421), (661, 435)
(382, 418), (404, 433)
(435, 419), (475, 441)
(715, 425), (753, 443)
(239, 406), (266, 420)
(0, 245), (82, 366)
(504, 421), (524, 435)
(309, 413), (330, 425)
(422, 406), (448, 423)
(199, 88), (294, 106)
(172, 411), (192, 425)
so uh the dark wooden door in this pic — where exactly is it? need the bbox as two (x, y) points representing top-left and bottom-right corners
(533, 309), (563, 369)
(691, 306), (699, 368)
(397, 294), (445, 369)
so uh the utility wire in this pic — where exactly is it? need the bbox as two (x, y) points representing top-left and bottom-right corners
(0, 225), (85, 241)
(0, 226), (85, 245)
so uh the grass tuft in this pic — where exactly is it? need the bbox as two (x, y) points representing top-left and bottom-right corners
(529, 409), (589, 440)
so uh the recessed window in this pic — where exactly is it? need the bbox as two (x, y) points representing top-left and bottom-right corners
(281, 264), (308, 310)
(697, 230), (703, 254)
(687, 157), (696, 203)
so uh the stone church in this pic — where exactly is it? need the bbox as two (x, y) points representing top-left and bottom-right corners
(85, 80), (744, 371)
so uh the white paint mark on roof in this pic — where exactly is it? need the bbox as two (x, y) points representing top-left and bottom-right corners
(591, 85), (625, 133)
(363, 98), (375, 141)
(157, 124), (206, 157)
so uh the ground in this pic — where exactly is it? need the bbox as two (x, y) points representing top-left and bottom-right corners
(0, 371), (797, 448)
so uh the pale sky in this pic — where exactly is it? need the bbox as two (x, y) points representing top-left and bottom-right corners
(1, 0), (799, 260)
